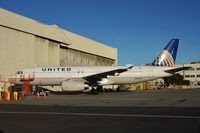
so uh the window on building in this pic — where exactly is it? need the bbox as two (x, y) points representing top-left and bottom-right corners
(197, 75), (200, 77)
(196, 68), (200, 70)
(185, 75), (190, 78)
(191, 75), (195, 78)
(187, 67), (195, 71)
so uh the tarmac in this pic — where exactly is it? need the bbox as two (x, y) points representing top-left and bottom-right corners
(0, 89), (200, 133)
(1, 89), (200, 107)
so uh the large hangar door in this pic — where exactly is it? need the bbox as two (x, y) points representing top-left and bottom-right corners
(60, 47), (116, 66)
(60, 48), (87, 66)
(35, 36), (60, 66)
(48, 40), (60, 66)
(35, 37), (48, 66)
(60, 47), (70, 66)
(0, 26), (35, 80)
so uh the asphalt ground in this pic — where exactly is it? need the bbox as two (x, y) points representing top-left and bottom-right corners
(0, 89), (200, 133)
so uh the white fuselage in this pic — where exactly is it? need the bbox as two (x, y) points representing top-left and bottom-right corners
(13, 66), (172, 87)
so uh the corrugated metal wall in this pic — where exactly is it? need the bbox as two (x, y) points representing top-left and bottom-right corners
(0, 27), (61, 79)
(0, 26), (35, 79)
(34, 37), (60, 66)
(60, 47), (115, 66)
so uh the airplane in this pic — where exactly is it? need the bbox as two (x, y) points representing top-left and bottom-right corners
(10, 39), (190, 94)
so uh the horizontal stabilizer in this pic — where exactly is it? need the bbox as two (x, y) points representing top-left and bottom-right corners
(165, 67), (191, 74)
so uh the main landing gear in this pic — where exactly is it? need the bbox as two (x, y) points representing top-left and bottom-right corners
(90, 86), (102, 95)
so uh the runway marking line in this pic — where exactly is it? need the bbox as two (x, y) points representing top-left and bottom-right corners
(0, 111), (200, 119)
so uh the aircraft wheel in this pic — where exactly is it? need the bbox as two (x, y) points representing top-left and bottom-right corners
(90, 88), (99, 95)
(97, 86), (103, 92)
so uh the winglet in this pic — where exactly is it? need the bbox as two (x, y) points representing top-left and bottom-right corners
(126, 64), (134, 69)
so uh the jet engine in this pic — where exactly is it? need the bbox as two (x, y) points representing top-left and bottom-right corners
(61, 79), (85, 92)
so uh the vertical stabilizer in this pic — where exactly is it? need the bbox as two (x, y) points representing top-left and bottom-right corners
(152, 39), (179, 67)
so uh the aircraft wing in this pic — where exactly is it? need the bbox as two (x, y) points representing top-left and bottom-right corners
(165, 67), (191, 74)
(83, 65), (133, 84)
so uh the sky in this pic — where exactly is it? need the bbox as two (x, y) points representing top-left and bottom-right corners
(0, 0), (200, 65)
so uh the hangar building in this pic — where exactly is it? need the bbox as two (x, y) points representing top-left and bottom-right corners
(0, 8), (117, 80)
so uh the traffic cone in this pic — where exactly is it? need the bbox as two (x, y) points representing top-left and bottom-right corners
(37, 93), (40, 100)
(43, 94), (46, 100)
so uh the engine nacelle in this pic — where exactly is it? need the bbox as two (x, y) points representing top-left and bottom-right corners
(61, 79), (85, 92)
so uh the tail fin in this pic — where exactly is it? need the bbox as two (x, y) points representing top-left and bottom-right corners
(152, 39), (179, 67)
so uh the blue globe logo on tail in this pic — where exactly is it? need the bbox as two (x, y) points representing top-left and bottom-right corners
(152, 39), (179, 67)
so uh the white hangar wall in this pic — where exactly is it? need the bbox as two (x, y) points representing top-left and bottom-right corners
(0, 8), (117, 80)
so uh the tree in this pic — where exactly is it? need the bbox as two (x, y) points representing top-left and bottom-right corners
(163, 73), (190, 86)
